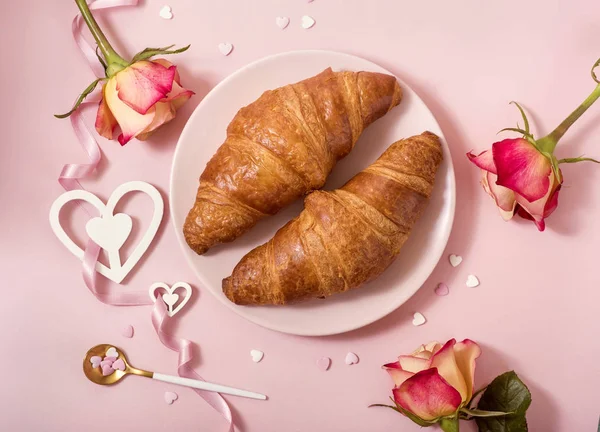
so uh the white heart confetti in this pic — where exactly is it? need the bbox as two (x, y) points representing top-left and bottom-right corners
(466, 275), (480, 288)
(105, 347), (119, 359)
(344, 352), (359, 365)
(159, 5), (173, 20)
(301, 15), (315, 29)
(162, 293), (179, 307)
(250, 349), (264, 363)
(218, 42), (233, 56)
(449, 254), (463, 267)
(412, 312), (426, 326)
(276, 16), (290, 29)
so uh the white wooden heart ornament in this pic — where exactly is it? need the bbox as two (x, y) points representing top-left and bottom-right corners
(49, 181), (164, 284)
(149, 282), (192, 317)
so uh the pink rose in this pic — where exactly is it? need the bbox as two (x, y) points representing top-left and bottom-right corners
(467, 138), (561, 231)
(95, 59), (194, 145)
(383, 339), (481, 422)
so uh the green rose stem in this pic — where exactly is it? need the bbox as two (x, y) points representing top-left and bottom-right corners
(74, 0), (128, 75)
(439, 417), (460, 432)
(537, 60), (600, 154)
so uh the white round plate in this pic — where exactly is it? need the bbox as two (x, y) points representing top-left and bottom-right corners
(170, 50), (455, 336)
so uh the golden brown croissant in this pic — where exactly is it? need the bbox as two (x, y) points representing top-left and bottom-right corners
(184, 68), (402, 254)
(222, 132), (443, 305)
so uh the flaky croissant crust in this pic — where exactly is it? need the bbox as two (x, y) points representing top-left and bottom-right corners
(223, 132), (443, 306)
(184, 68), (402, 254)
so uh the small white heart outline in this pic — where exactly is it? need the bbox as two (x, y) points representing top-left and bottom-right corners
(149, 282), (192, 317)
(49, 181), (164, 284)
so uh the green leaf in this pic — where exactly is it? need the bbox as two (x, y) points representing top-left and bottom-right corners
(476, 371), (532, 432)
(54, 78), (102, 119)
(498, 127), (534, 140)
(510, 101), (531, 134)
(461, 407), (512, 418)
(558, 156), (600, 164)
(131, 44), (191, 63)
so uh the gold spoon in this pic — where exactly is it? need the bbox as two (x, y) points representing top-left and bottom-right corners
(83, 344), (267, 400)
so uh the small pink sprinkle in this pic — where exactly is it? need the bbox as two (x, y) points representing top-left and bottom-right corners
(121, 325), (134, 338)
(434, 283), (449, 296)
(101, 364), (114, 376)
(317, 357), (331, 371)
(164, 391), (178, 405)
(113, 358), (126, 371)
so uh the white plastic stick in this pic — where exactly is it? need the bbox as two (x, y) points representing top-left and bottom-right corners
(152, 373), (267, 400)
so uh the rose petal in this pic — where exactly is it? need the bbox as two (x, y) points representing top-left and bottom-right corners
(104, 76), (155, 145)
(383, 361), (414, 387)
(485, 171), (517, 220)
(94, 88), (117, 140)
(429, 339), (468, 402)
(493, 138), (552, 202)
(467, 149), (497, 174)
(136, 100), (176, 140)
(453, 339), (482, 401)
(399, 355), (431, 374)
(515, 169), (561, 231)
(393, 368), (462, 421)
(115, 61), (175, 114)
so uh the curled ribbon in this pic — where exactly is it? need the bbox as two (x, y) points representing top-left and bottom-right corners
(60, 1), (235, 429)
(152, 299), (234, 432)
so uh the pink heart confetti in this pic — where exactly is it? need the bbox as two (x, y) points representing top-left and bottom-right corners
(121, 324), (134, 338)
(90, 356), (102, 368)
(164, 391), (178, 405)
(435, 283), (449, 296)
(100, 358), (115, 368)
(112, 358), (126, 371)
(317, 357), (331, 371)
(101, 364), (115, 376)
(276, 16), (290, 30)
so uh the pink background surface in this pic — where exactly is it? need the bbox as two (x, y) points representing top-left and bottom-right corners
(1, 0), (599, 431)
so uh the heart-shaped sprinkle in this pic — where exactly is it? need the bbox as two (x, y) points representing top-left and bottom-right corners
(100, 358), (115, 369)
(434, 283), (449, 296)
(164, 391), (178, 405)
(250, 349), (264, 363)
(105, 347), (118, 359)
(162, 293), (179, 307)
(449, 254), (463, 267)
(276, 16), (290, 29)
(218, 43), (233, 56)
(466, 275), (480, 288)
(301, 15), (315, 29)
(101, 364), (115, 376)
(90, 356), (102, 368)
(112, 358), (126, 371)
(412, 312), (426, 326)
(121, 324), (134, 338)
(317, 357), (331, 371)
(345, 352), (359, 365)
(159, 5), (173, 20)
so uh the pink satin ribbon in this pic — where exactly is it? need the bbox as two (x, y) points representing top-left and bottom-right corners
(60, 2), (235, 429)
(152, 299), (234, 432)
